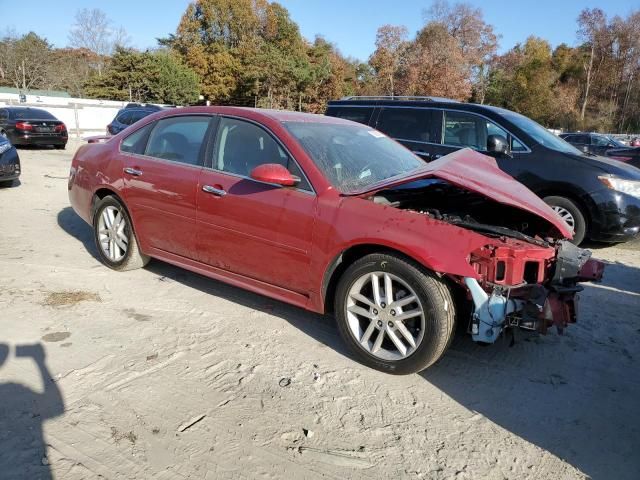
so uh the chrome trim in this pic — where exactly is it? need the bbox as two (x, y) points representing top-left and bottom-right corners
(123, 167), (142, 176)
(202, 185), (227, 196)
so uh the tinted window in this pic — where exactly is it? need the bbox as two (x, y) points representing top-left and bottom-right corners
(327, 107), (373, 125)
(11, 108), (56, 120)
(144, 116), (210, 166)
(285, 122), (423, 193)
(213, 117), (311, 191)
(376, 108), (434, 143)
(129, 110), (150, 124)
(444, 110), (524, 152)
(116, 111), (133, 125)
(592, 135), (611, 147)
(121, 123), (153, 154)
(0, 110), (8, 120)
(572, 134), (590, 144)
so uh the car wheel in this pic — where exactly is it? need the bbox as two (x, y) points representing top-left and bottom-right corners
(0, 180), (14, 188)
(334, 253), (455, 375)
(93, 195), (149, 271)
(543, 196), (587, 245)
(54, 144), (66, 150)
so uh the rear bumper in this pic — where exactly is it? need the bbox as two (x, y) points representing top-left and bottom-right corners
(0, 148), (21, 182)
(10, 132), (67, 146)
(585, 189), (640, 243)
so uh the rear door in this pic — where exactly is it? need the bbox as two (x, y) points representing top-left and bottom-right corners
(374, 107), (440, 162)
(195, 116), (316, 293)
(120, 115), (213, 259)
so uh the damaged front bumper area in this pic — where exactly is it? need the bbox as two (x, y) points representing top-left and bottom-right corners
(464, 240), (605, 344)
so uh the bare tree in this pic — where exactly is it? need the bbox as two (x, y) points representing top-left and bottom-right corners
(577, 8), (607, 122)
(68, 8), (130, 74)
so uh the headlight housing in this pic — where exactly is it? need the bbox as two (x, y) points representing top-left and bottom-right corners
(598, 175), (640, 199)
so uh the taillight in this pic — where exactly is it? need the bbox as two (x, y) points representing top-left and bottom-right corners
(15, 121), (33, 131)
(54, 123), (67, 133)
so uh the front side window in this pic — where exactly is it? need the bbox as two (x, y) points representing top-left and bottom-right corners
(213, 117), (311, 191)
(376, 108), (434, 143)
(497, 111), (582, 155)
(285, 122), (423, 193)
(144, 116), (211, 166)
(120, 123), (153, 154)
(444, 110), (526, 152)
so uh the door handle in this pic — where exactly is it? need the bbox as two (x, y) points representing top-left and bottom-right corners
(413, 150), (432, 157)
(123, 167), (143, 176)
(202, 185), (227, 196)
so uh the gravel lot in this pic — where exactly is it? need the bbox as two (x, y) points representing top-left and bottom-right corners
(1, 141), (639, 480)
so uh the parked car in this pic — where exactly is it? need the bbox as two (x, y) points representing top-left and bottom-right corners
(0, 135), (20, 187)
(325, 97), (640, 245)
(68, 106), (603, 374)
(559, 132), (627, 156)
(106, 104), (164, 135)
(630, 138), (640, 147)
(0, 107), (67, 149)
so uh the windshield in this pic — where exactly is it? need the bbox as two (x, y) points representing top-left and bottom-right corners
(11, 109), (56, 120)
(499, 111), (583, 155)
(284, 122), (423, 193)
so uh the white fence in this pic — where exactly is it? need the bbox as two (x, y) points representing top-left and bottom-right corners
(0, 92), (128, 137)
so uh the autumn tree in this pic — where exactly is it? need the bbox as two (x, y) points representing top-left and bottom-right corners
(369, 25), (408, 95)
(576, 8), (607, 122)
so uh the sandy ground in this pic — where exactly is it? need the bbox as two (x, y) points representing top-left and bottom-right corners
(0, 141), (639, 480)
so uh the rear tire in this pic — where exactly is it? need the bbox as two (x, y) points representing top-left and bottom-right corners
(543, 196), (587, 245)
(334, 253), (455, 375)
(93, 195), (149, 271)
(54, 144), (66, 150)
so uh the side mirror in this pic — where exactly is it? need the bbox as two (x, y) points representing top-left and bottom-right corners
(580, 145), (589, 153)
(250, 163), (299, 187)
(486, 134), (509, 155)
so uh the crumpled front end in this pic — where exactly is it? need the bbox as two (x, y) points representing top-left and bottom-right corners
(462, 239), (604, 343)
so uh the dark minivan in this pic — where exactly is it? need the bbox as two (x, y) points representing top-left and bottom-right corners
(326, 97), (640, 244)
(107, 104), (164, 135)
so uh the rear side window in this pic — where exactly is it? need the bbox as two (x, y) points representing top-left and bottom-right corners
(129, 110), (150, 124)
(326, 107), (373, 125)
(376, 108), (434, 143)
(144, 116), (211, 166)
(0, 110), (8, 120)
(121, 123), (153, 154)
(116, 111), (133, 125)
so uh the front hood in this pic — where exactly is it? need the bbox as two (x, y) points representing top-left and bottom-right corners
(350, 148), (574, 239)
(564, 151), (640, 178)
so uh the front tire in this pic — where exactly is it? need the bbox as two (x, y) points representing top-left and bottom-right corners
(93, 195), (149, 271)
(543, 196), (586, 245)
(334, 253), (455, 375)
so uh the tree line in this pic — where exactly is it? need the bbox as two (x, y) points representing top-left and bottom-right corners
(0, 1), (639, 132)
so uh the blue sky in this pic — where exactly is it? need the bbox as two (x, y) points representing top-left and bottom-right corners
(1, 0), (637, 60)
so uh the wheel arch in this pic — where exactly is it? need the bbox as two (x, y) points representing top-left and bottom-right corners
(322, 243), (438, 314)
(536, 188), (593, 233)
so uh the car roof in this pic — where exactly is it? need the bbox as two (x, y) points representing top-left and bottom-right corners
(327, 98), (518, 115)
(154, 106), (356, 126)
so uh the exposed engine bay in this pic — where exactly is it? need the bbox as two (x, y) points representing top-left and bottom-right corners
(370, 178), (605, 343)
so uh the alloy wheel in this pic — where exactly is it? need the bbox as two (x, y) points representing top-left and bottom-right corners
(551, 205), (576, 231)
(345, 272), (425, 361)
(97, 205), (129, 262)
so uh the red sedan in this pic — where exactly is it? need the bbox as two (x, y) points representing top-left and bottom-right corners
(69, 107), (603, 374)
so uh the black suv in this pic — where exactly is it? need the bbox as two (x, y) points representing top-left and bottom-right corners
(326, 96), (640, 244)
(107, 104), (164, 135)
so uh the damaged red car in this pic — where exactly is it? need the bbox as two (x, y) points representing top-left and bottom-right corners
(68, 107), (604, 374)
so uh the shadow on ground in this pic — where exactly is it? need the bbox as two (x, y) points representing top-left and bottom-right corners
(57, 206), (100, 261)
(55, 205), (640, 479)
(0, 343), (64, 480)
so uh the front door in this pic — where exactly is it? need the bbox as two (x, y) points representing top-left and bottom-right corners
(120, 115), (212, 259)
(196, 116), (316, 294)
